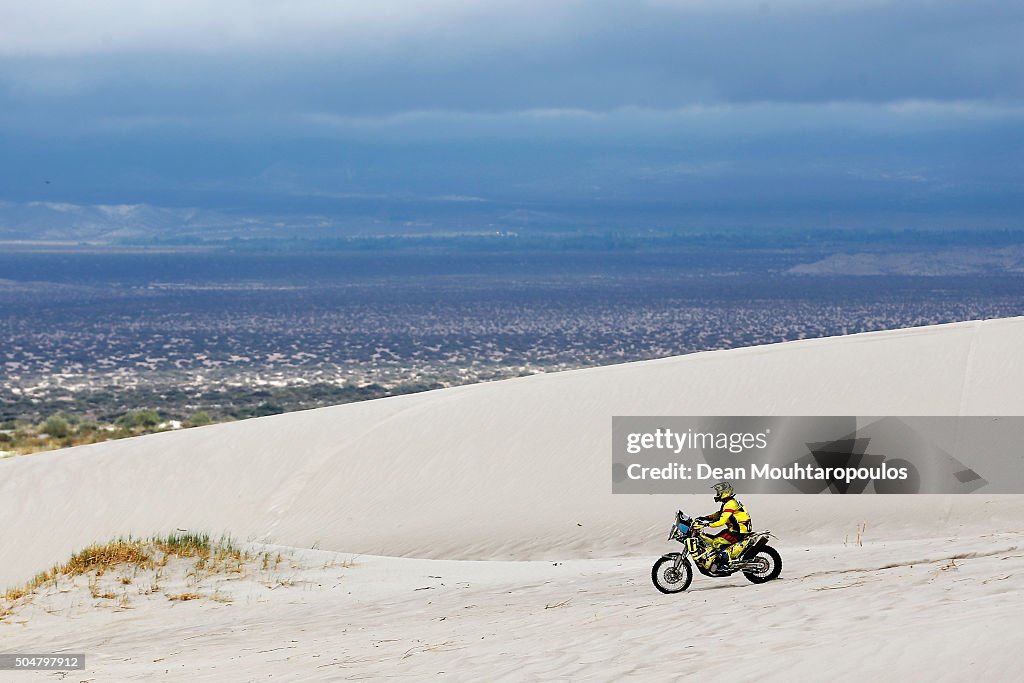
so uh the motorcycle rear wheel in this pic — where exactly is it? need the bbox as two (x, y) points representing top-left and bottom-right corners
(743, 545), (782, 584)
(652, 556), (693, 594)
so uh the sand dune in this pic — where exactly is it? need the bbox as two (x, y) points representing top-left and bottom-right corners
(2, 317), (1024, 679)
(6, 536), (1022, 681)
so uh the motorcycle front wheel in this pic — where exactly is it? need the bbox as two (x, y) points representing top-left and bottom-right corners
(651, 556), (693, 594)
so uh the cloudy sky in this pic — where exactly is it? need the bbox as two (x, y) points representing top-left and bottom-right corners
(1, 0), (1022, 233)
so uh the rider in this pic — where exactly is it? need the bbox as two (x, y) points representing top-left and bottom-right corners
(697, 481), (752, 571)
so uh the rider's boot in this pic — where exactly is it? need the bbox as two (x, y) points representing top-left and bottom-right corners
(714, 550), (730, 571)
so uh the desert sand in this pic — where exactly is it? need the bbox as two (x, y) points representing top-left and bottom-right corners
(2, 317), (1023, 680)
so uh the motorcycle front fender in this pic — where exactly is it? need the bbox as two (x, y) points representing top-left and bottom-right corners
(659, 552), (690, 570)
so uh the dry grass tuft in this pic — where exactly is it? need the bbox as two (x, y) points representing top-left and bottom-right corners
(166, 592), (203, 602)
(65, 541), (154, 576)
(1, 531), (249, 619)
(5, 539), (154, 603)
(322, 555), (359, 570)
(0, 532), (330, 622)
(3, 585), (30, 602)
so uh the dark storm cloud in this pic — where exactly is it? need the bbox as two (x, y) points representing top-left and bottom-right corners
(0, 1), (1021, 230)
(3, 0), (1022, 120)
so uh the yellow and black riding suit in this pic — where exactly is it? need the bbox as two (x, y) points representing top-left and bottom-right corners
(701, 496), (752, 562)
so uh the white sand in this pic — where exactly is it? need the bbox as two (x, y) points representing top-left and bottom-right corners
(2, 317), (1023, 680)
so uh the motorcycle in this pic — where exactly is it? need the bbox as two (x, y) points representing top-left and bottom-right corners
(651, 510), (782, 593)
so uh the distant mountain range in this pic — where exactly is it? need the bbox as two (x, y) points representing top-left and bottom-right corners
(0, 201), (309, 242)
(0, 197), (594, 243)
(790, 246), (1024, 276)
(3, 200), (1024, 276)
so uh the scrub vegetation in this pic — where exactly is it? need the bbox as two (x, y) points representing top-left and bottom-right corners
(0, 532), (303, 619)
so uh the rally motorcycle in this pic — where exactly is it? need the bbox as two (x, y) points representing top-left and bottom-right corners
(651, 510), (782, 593)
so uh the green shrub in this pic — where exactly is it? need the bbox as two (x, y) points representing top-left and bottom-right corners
(40, 415), (71, 439)
(189, 411), (212, 427)
(116, 410), (161, 430)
